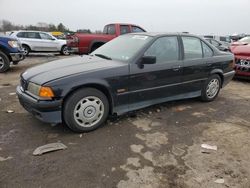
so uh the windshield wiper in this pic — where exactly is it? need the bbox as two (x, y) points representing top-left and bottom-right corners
(94, 54), (112, 60)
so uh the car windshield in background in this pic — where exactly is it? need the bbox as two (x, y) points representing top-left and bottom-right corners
(91, 34), (152, 62)
(239, 37), (250, 43)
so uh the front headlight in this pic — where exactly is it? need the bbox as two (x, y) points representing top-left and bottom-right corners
(27, 82), (55, 98)
(27, 82), (41, 96)
(8, 40), (19, 48)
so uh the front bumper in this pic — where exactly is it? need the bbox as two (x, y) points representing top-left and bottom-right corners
(234, 65), (250, 78)
(223, 70), (235, 87)
(9, 52), (25, 63)
(16, 86), (62, 124)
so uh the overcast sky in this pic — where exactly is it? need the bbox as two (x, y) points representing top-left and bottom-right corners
(0, 0), (249, 35)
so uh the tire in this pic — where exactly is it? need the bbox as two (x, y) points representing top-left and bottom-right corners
(0, 51), (10, 73)
(60, 45), (69, 55)
(201, 74), (221, 102)
(63, 88), (109, 132)
(22, 45), (30, 56)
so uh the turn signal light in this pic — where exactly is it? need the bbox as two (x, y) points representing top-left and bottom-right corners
(39, 86), (55, 98)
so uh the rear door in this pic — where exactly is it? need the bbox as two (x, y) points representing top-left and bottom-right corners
(129, 36), (183, 109)
(180, 36), (212, 93)
(18, 32), (42, 51)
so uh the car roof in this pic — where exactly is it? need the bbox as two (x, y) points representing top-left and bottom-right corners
(128, 32), (201, 38)
(15, 30), (49, 33)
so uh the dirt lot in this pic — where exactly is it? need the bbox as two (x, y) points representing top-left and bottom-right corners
(0, 54), (250, 188)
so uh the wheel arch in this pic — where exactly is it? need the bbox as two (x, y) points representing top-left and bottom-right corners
(0, 46), (11, 62)
(210, 69), (224, 87)
(89, 40), (107, 53)
(22, 43), (31, 50)
(62, 83), (114, 115)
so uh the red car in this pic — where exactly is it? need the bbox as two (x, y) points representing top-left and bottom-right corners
(230, 37), (250, 79)
(66, 23), (145, 54)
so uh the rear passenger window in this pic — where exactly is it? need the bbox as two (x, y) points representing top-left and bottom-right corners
(132, 26), (144, 33)
(202, 42), (213, 57)
(26, 32), (41, 39)
(120, 25), (130, 35)
(182, 37), (202, 59)
(144, 36), (179, 63)
(211, 39), (220, 47)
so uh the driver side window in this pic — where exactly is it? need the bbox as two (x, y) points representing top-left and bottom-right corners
(40, 33), (53, 40)
(144, 36), (179, 64)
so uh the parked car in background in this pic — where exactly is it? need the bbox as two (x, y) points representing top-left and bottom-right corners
(0, 34), (24, 72)
(50, 31), (66, 39)
(66, 23), (146, 54)
(230, 36), (250, 79)
(11, 31), (69, 56)
(205, 38), (229, 51)
(17, 33), (235, 132)
(204, 35), (232, 43)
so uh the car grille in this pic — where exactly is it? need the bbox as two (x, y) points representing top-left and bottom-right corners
(20, 77), (28, 91)
(236, 59), (250, 66)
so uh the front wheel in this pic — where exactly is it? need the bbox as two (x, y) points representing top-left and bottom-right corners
(63, 88), (109, 132)
(0, 51), (10, 73)
(201, 74), (221, 102)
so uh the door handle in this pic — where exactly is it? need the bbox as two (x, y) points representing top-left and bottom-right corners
(172, 65), (181, 71)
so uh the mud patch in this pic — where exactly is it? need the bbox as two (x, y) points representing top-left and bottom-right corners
(131, 118), (152, 131)
(182, 122), (250, 187)
(136, 132), (168, 149)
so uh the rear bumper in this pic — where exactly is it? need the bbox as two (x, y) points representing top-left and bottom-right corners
(16, 86), (62, 124)
(223, 70), (235, 87)
(67, 47), (79, 54)
(9, 52), (25, 62)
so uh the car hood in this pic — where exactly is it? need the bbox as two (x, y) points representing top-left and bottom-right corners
(230, 43), (250, 56)
(22, 55), (125, 85)
(0, 35), (18, 41)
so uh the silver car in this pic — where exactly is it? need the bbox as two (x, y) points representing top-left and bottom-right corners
(11, 31), (69, 56)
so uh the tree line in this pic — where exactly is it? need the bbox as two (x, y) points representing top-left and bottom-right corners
(0, 20), (98, 34)
(0, 20), (72, 32)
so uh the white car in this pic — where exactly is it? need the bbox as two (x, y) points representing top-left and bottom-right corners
(11, 31), (69, 56)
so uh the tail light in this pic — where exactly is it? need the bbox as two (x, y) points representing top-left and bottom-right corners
(66, 35), (79, 45)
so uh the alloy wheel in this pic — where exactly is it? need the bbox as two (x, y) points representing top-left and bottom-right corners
(206, 78), (220, 99)
(0, 56), (4, 69)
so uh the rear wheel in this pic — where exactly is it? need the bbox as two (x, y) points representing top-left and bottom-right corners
(0, 51), (10, 73)
(201, 74), (221, 102)
(63, 88), (109, 132)
(60, 45), (69, 55)
(22, 45), (30, 56)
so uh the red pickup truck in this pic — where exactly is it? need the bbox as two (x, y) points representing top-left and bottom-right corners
(66, 23), (146, 54)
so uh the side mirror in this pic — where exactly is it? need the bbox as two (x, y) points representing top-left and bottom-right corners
(137, 56), (156, 69)
(141, 56), (156, 65)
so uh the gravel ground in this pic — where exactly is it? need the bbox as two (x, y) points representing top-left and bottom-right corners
(0, 54), (250, 188)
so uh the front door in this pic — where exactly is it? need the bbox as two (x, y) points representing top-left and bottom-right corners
(38, 32), (59, 51)
(129, 36), (183, 110)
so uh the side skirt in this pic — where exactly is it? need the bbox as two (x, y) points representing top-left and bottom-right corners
(113, 91), (201, 115)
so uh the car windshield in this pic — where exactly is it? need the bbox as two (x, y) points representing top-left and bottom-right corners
(239, 37), (250, 43)
(91, 34), (152, 62)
